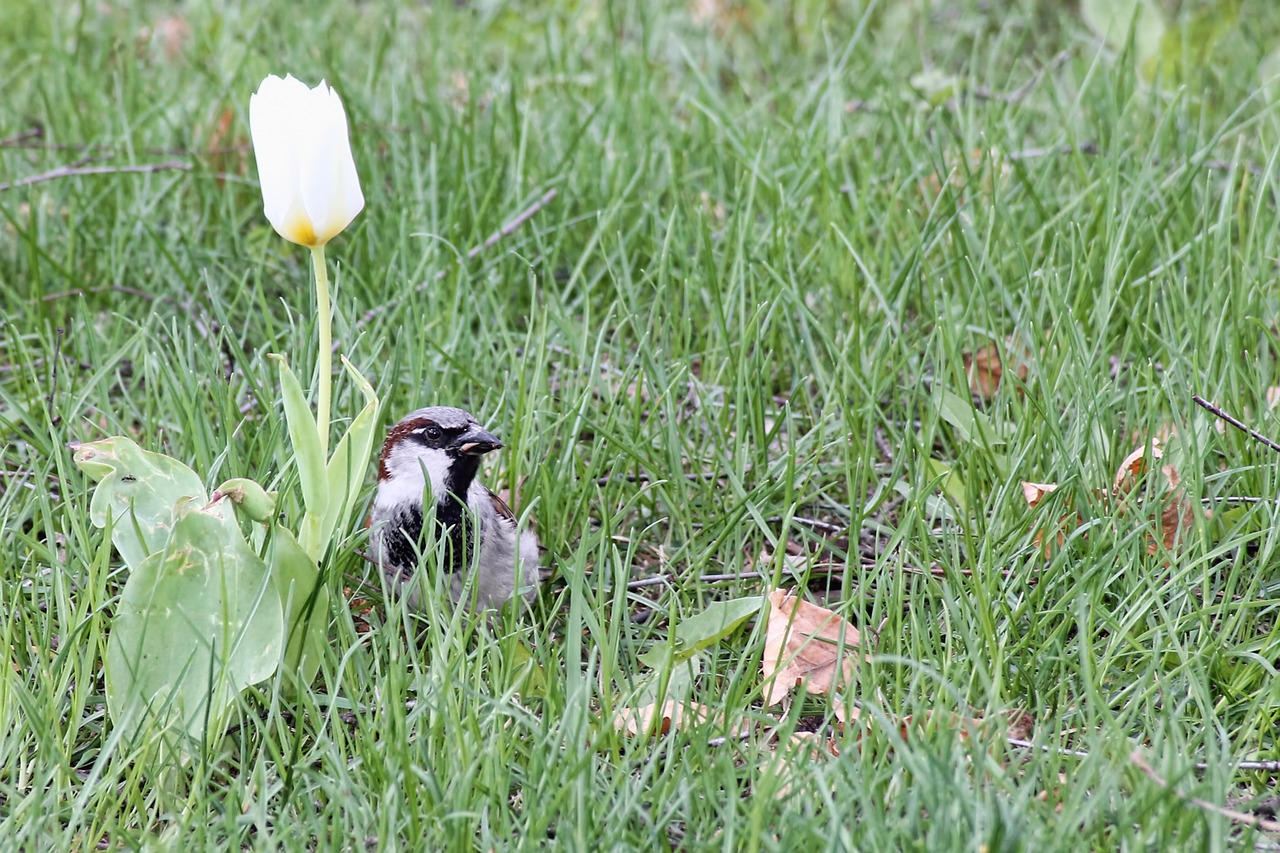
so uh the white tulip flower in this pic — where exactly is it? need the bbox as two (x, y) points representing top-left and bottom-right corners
(249, 74), (364, 247)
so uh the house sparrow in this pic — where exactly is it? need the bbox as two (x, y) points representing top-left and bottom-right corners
(368, 406), (540, 611)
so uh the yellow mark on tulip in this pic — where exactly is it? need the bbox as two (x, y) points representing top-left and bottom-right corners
(281, 213), (318, 247)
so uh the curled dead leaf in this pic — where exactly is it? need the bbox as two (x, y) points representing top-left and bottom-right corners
(1021, 481), (1079, 556)
(762, 589), (862, 720)
(1113, 440), (1162, 493)
(1109, 440), (1204, 554)
(764, 730), (841, 799)
(1025, 437), (1205, 559)
(783, 730), (840, 759)
(964, 337), (1031, 401)
(1021, 481), (1057, 508)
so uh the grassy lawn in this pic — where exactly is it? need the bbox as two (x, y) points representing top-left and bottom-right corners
(6, 0), (1280, 848)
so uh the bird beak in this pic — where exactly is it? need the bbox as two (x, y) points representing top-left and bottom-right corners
(454, 427), (503, 456)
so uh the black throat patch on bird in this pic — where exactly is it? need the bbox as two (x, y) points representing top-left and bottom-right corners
(386, 454), (482, 577)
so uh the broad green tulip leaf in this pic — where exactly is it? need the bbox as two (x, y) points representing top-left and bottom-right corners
(325, 359), (380, 538)
(1082, 0), (1165, 73)
(73, 436), (207, 570)
(639, 596), (763, 669)
(267, 525), (328, 683)
(271, 354), (328, 520)
(213, 477), (277, 524)
(105, 501), (283, 744)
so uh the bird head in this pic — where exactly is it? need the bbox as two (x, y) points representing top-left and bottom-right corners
(375, 406), (503, 507)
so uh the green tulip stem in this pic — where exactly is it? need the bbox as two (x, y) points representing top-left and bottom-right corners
(310, 244), (332, 460)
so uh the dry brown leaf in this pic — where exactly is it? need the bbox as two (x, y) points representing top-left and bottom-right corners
(1109, 440), (1204, 555)
(612, 701), (747, 737)
(918, 149), (1011, 206)
(762, 589), (862, 720)
(964, 338), (1031, 401)
(1154, 464), (1200, 554)
(136, 14), (191, 62)
(154, 15), (190, 60)
(785, 730), (840, 758)
(1037, 771), (1069, 812)
(965, 343), (1004, 400)
(1021, 481), (1057, 508)
(1026, 436), (1206, 559)
(1112, 439), (1162, 493)
(1021, 481), (1078, 556)
(1005, 710), (1035, 741)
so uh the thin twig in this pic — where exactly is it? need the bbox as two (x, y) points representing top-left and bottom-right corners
(40, 284), (157, 303)
(0, 127), (43, 147)
(1230, 760), (1280, 772)
(625, 562), (855, 590)
(1007, 738), (1280, 774)
(596, 471), (728, 487)
(764, 515), (847, 536)
(1006, 737), (1092, 759)
(0, 160), (190, 192)
(968, 50), (1071, 104)
(471, 188), (558, 258)
(1192, 394), (1280, 455)
(351, 188), (558, 334)
(1131, 750), (1280, 834)
(1004, 142), (1266, 179)
(1006, 141), (1101, 162)
(873, 426), (896, 464)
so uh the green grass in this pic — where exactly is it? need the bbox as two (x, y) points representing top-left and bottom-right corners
(6, 0), (1280, 848)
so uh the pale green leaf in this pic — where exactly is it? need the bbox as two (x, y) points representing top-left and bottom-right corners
(322, 358), (380, 541)
(271, 354), (328, 521)
(105, 501), (284, 745)
(925, 458), (968, 518)
(1143, 0), (1241, 84)
(267, 525), (329, 684)
(639, 596), (763, 668)
(73, 436), (207, 570)
(626, 655), (702, 708)
(1082, 0), (1166, 72)
(935, 388), (1009, 448)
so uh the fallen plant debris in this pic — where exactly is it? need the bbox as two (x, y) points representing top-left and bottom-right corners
(963, 336), (1032, 401)
(1131, 751), (1280, 835)
(761, 589), (862, 722)
(612, 700), (751, 738)
(1022, 438), (1205, 557)
(1192, 393), (1280, 454)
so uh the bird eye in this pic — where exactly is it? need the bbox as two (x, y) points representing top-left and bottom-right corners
(424, 426), (442, 441)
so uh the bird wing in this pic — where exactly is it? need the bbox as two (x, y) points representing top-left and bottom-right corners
(486, 487), (519, 523)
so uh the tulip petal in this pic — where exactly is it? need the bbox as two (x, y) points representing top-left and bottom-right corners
(250, 74), (364, 247)
(250, 75), (313, 244)
(298, 81), (364, 245)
